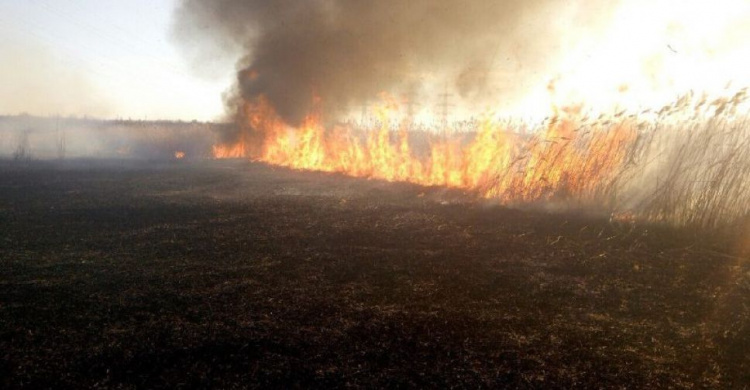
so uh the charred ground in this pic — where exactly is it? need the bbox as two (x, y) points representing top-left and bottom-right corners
(1, 159), (748, 388)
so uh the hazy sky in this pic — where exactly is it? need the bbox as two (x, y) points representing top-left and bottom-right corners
(0, 0), (230, 120)
(2, 0), (749, 122)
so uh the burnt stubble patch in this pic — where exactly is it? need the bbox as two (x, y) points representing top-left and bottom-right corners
(0, 159), (748, 388)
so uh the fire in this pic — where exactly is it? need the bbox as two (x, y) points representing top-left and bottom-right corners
(204, 0), (750, 228)
(212, 143), (246, 159)
(214, 96), (637, 205)
(211, 81), (750, 229)
(174, 151), (185, 159)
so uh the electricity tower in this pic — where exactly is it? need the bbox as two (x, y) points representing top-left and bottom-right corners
(437, 85), (454, 136)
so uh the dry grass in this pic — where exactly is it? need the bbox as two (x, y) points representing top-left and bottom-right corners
(476, 89), (750, 230)
(631, 116), (750, 228)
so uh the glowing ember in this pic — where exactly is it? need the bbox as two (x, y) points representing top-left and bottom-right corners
(116, 146), (131, 156)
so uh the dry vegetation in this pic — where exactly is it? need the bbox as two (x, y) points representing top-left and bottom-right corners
(632, 115), (750, 228)
(478, 90), (750, 230)
(216, 89), (750, 231)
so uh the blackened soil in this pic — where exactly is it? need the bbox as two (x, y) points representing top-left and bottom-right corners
(1, 159), (748, 389)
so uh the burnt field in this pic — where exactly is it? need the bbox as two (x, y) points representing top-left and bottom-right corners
(1, 159), (748, 389)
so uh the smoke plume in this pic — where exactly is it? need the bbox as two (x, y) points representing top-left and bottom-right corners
(172, 0), (616, 125)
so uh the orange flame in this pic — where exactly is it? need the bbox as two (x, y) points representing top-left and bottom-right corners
(174, 151), (185, 159)
(215, 96), (637, 205)
(212, 143), (246, 159)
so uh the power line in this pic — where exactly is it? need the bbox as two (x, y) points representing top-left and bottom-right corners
(437, 84), (454, 134)
(402, 88), (420, 122)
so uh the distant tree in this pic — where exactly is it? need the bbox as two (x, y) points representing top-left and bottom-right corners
(13, 129), (31, 161)
(56, 118), (66, 160)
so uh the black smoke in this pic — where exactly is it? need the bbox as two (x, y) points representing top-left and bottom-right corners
(172, 0), (617, 125)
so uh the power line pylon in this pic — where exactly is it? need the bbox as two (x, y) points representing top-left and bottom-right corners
(359, 101), (369, 127)
(402, 88), (420, 125)
(437, 85), (454, 136)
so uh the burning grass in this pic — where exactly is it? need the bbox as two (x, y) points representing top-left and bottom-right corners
(214, 89), (750, 230)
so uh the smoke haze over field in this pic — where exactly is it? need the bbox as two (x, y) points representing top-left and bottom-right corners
(0, 116), (221, 160)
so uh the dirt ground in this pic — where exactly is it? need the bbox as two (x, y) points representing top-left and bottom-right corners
(1, 159), (748, 389)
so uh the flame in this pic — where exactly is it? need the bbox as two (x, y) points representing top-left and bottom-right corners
(212, 143), (246, 159)
(174, 151), (185, 159)
(496, 0), (750, 121)
(208, 0), (750, 227)
(211, 83), (750, 229)
(216, 96), (638, 205)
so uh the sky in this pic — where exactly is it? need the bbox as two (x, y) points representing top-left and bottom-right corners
(0, 0), (231, 121)
(2, 0), (750, 123)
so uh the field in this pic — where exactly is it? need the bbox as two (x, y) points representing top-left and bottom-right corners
(1, 159), (748, 388)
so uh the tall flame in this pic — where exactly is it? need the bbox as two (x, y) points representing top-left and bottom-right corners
(214, 96), (637, 207)
(212, 84), (750, 230)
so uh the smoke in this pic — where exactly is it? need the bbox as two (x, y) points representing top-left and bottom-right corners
(0, 116), (222, 160)
(172, 0), (619, 125)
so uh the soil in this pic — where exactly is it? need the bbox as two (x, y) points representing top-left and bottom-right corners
(1, 159), (748, 389)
